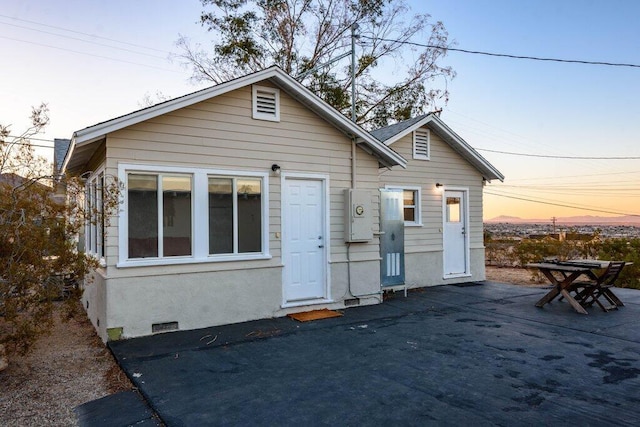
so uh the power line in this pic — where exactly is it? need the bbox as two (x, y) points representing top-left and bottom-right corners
(476, 147), (640, 160)
(0, 13), (168, 54)
(0, 35), (182, 74)
(362, 35), (640, 69)
(0, 21), (168, 60)
(485, 191), (640, 217)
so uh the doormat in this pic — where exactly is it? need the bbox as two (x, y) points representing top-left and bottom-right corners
(288, 309), (343, 322)
(450, 282), (484, 287)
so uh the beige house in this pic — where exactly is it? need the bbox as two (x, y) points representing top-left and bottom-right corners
(372, 115), (503, 290)
(63, 66), (502, 342)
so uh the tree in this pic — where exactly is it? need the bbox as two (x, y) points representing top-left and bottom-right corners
(176, 0), (455, 128)
(0, 105), (120, 362)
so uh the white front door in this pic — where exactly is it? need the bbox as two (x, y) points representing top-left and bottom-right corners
(443, 189), (469, 277)
(283, 178), (326, 302)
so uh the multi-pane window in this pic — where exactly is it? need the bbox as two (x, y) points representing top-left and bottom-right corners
(403, 190), (417, 222)
(128, 173), (192, 259)
(86, 171), (105, 258)
(385, 185), (422, 226)
(122, 165), (267, 265)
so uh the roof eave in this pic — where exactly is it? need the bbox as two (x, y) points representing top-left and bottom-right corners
(68, 66), (407, 171)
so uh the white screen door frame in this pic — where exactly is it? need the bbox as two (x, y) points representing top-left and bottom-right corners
(442, 187), (471, 278)
(281, 173), (331, 306)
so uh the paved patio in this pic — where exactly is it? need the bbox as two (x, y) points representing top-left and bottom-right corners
(106, 282), (640, 426)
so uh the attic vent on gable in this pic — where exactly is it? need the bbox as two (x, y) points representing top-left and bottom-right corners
(252, 85), (280, 122)
(413, 128), (430, 160)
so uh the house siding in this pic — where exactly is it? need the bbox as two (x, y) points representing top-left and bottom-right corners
(379, 126), (486, 286)
(90, 82), (382, 340)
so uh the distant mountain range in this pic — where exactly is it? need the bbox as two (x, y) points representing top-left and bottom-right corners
(485, 215), (640, 226)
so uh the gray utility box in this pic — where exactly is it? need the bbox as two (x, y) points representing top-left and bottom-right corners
(344, 189), (373, 242)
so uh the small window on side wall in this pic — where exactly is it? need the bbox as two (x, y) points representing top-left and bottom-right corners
(385, 185), (422, 226)
(413, 128), (430, 160)
(252, 85), (280, 122)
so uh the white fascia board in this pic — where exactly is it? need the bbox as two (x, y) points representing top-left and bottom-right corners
(71, 65), (406, 169)
(381, 114), (436, 147)
(381, 114), (503, 181)
(270, 71), (407, 168)
(429, 116), (505, 182)
(60, 134), (77, 174)
(73, 68), (284, 145)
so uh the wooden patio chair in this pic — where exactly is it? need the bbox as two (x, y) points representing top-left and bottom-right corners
(572, 261), (626, 311)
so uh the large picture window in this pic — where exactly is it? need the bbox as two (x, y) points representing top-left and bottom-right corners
(120, 164), (269, 266)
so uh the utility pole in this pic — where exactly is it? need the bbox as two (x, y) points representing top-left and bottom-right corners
(351, 23), (359, 123)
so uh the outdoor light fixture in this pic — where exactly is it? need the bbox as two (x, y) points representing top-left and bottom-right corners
(271, 164), (281, 175)
(435, 183), (443, 188)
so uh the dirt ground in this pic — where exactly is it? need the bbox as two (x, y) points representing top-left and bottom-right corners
(0, 266), (537, 426)
(0, 302), (132, 427)
(485, 265), (549, 287)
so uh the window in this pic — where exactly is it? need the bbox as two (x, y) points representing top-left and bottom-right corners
(413, 128), (430, 160)
(120, 164), (269, 266)
(385, 185), (422, 226)
(252, 85), (280, 122)
(208, 177), (262, 255)
(86, 170), (105, 258)
(127, 173), (192, 259)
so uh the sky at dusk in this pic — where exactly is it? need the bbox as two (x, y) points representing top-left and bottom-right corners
(1, 0), (639, 221)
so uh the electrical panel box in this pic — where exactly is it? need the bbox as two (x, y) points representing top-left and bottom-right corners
(344, 189), (373, 242)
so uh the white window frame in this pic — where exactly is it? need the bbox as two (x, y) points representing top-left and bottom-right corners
(252, 85), (280, 122)
(85, 167), (106, 262)
(118, 163), (270, 268)
(413, 128), (430, 160)
(384, 185), (422, 226)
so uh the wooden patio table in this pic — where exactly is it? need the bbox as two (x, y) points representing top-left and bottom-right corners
(526, 259), (631, 314)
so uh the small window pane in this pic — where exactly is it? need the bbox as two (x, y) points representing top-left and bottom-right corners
(163, 176), (192, 256)
(403, 190), (415, 206)
(128, 174), (158, 258)
(447, 197), (461, 223)
(237, 179), (262, 253)
(403, 207), (415, 222)
(402, 190), (416, 222)
(209, 178), (234, 254)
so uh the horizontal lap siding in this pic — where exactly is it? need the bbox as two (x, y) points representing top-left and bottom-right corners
(379, 127), (485, 253)
(104, 82), (378, 275)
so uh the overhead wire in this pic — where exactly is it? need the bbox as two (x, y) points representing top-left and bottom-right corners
(361, 35), (640, 68)
(484, 191), (640, 217)
(0, 13), (169, 54)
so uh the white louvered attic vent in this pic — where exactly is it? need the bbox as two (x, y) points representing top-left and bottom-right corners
(252, 85), (280, 122)
(413, 128), (430, 160)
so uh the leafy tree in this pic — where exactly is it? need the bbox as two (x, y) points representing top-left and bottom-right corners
(176, 0), (455, 128)
(0, 105), (120, 362)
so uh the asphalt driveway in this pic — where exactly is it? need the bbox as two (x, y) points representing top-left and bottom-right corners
(108, 282), (640, 426)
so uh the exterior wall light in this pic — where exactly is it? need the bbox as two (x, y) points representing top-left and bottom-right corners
(271, 164), (281, 175)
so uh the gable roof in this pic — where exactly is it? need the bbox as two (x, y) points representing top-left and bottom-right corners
(63, 66), (406, 174)
(370, 114), (504, 182)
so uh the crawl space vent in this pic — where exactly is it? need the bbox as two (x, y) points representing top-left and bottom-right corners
(152, 322), (179, 333)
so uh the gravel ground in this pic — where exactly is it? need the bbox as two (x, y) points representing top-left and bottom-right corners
(0, 302), (132, 427)
(0, 266), (534, 426)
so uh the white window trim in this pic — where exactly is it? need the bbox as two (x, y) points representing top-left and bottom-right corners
(384, 185), (422, 226)
(252, 85), (280, 122)
(413, 129), (430, 161)
(117, 163), (270, 268)
(85, 166), (106, 263)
